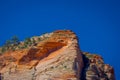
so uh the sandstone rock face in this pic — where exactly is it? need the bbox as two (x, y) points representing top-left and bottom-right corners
(0, 30), (83, 80)
(0, 30), (115, 80)
(82, 52), (115, 80)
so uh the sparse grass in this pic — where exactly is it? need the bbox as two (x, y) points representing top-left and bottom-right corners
(86, 54), (94, 59)
(0, 33), (52, 54)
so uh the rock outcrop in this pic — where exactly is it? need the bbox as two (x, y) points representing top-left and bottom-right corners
(82, 52), (115, 80)
(0, 30), (115, 80)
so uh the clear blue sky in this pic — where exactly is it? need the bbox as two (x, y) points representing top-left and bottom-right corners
(0, 0), (120, 79)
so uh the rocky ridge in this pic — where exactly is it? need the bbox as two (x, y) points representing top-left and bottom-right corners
(82, 52), (115, 80)
(0, 30), (115, 80)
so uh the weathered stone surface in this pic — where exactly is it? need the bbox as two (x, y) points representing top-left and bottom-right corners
(0, 30), (115, 80)
(0, 30), (84, 80)
(82, 52), (115, 80)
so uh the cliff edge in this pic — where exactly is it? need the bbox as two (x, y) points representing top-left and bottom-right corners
(0, 30), (115, 80)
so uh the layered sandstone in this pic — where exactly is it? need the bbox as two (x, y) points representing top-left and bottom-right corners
(82, 52), (115, 80)
(0, 30), (83, 80)
(0, 30), (115, 80)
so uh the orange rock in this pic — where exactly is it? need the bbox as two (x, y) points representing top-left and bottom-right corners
(0, 30), (115, 80)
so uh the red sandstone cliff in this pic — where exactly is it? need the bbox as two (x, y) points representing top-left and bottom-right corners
(0, 30), (115, 80)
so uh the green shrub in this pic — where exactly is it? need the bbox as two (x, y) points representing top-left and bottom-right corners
(1, 47), (6, 53)
(11, 36), (20, 46)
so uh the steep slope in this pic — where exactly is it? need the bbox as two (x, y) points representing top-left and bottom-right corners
(0, 30), (84, 80)
(0, 30), (115, 80)
(82, 52), (115, 80)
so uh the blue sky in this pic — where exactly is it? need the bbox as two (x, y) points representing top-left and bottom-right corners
(0, 0), (120, 79)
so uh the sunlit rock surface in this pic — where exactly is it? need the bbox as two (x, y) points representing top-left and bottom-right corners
(0, 30), (115, 80)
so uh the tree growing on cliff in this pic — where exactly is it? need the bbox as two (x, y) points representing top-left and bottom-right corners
(24, 37), (32, 47)
(5, 40), (11, 49)
(11, 36), (20, 46)
(0, 36), (20, 53)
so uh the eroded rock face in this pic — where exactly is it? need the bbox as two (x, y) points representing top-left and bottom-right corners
(0, 30), (84, 80)
(0, 30), (115, 80)
(82, 52), (115, 80)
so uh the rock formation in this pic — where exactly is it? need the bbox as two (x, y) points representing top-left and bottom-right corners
(82, 52), (115, 80)
(0, 30), (115, 80)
